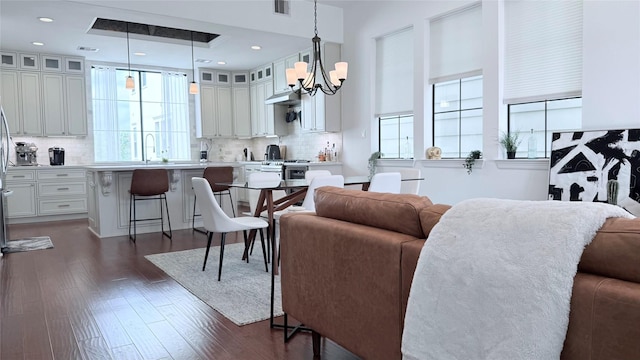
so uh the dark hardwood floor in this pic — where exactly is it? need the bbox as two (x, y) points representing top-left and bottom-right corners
(0, 218), (359, 360)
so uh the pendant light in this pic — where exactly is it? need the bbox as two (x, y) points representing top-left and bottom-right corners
(285, 0), (348, 96)
(125, 22), (135, 90)
(189, 31), (199, 95)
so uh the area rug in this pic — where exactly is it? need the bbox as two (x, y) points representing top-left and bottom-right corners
(2, 236), (54, 253)
(145, 242), (282, 326)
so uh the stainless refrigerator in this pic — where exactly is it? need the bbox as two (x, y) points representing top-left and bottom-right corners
(0, 104), (11, 251)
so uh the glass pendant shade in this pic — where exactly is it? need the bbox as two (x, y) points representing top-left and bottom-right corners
(189, 81), (199, 95)
(125, 76), (135, 89)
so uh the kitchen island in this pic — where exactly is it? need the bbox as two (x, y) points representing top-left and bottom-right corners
(85, 162), (240, 238)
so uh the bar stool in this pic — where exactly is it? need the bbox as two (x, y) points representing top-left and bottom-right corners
(129, 169), (172, 242)
(193, 166), (235, 234)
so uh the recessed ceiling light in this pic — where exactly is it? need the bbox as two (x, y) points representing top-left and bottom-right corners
(217, 61), (226, 65)
(32, 42), (44, 46)
(134, 52), (146, 56)
(251, 45), (261, 50)
(38, 17), (54, 23)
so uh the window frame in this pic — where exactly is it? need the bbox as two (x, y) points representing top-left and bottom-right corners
(432, 76), (483, 158)
(507, 96), (582, 158)
(378, 113), (414, 159)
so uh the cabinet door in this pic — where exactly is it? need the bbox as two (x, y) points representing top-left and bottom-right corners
(264, 80), (275, 135)
(314, 92), (326, 132)
(301, 93), (315, 130)
(64, 57), (84, 73)
(255, 82), (266, 135)
(200, 70), (215, 83)
(6, 183), (37, 218)
(233, 87), (251, 137)
(250, 85), (259, 136)
(42, 73), (66, 135)
(65, 76), (87, 135)
(41, 55), (63, 72)
(19, 72), (43, 135)
(19, 54), (39, 70)
(0, 71), (21, 134)
(0, 51), (17, 68)
(215, 71), (231, 85)
(273, 59), (287, 94)
(216, 86), (233, 137)
(199, 85), (217, 137)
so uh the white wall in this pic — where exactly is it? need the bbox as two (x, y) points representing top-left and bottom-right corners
(340, 0), (640, 205)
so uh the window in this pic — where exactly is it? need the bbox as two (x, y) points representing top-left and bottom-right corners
(379, 114), (414, 159)
(508, 98), (582, 158)
(433, 76), (483, 158)
(92, 66), (190, 162)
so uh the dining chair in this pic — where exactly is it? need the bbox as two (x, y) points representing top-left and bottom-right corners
(192, 177), (269, 281)
(397, 168), (422, 195)
(193, 166), (235, 234)
(368, 172), (401, 194)
(304, 169), (331, 184)
(247, 172), (287, 217)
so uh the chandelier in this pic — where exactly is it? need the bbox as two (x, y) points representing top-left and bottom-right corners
(285, 0), (348, 96)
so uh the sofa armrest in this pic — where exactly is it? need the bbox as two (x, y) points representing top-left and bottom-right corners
(280, 213), (420, 360)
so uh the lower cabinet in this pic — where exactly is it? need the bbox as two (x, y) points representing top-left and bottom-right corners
(6, 168), (87, 219)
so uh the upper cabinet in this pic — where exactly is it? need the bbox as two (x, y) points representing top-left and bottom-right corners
(196, 70), (251, 138)
(273, 54), (299, 94)
(0, 50), (87, 136)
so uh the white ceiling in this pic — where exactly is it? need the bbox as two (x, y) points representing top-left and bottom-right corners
(0, 0), (334, 72)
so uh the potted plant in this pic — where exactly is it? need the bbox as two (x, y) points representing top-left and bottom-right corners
(368, 151), (383, 179)
(463, 150), (482, 174)
(500, 131), (521, 159)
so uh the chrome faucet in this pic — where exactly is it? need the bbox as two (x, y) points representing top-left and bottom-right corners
(145, 133), (155, 163)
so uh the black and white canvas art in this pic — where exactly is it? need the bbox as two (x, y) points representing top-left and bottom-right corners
(548, 129), (640, 212)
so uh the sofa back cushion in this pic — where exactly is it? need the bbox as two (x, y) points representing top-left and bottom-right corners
(419, 204), (452, 237)
(579, 217), (640, 283)
(314, 187), (434, 238)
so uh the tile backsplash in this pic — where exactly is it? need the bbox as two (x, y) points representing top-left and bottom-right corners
(10, 136), (93, 166)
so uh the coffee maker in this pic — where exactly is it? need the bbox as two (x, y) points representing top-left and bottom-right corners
(15, 142), (38, 166)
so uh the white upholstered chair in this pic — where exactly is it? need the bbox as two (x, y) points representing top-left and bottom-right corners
(368, 172), (402, 194)
(192, 177), (269, 281)
(304, 169), (332, 184)
(397, 168), (422, 195)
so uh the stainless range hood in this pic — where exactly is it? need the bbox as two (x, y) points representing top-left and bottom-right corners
(265, 91), (301, 105)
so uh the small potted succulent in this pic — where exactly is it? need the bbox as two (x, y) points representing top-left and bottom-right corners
(499, 131), (521, 159)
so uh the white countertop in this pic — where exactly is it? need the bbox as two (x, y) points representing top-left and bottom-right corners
(7, 161), (342, 171)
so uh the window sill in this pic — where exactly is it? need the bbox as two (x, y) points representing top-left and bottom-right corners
(376, 159), (416, 167)
(494, 158), (549, 170)
(417, 159), (485, 170)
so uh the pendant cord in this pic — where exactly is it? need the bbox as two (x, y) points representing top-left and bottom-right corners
(126, 22), (131, 76)
(191, 31), (195, 81)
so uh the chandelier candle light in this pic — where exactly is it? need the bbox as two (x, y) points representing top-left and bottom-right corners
(125, 22), (135, 89)
(285, 0), (348, 96)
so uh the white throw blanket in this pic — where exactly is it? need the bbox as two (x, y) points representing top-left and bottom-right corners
(402, 198), (633, 360)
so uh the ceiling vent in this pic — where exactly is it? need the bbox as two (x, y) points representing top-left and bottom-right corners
(77, 46), (99, 52)
(274, 0), (289, 15)
(90, 18), (219, 44)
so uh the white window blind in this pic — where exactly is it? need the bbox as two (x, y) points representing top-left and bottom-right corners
(375, 27), (413, 116)
(429, 3), (483, 84)
(504, 0), (583, 104)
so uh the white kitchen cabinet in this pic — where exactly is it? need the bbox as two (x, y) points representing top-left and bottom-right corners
(0, 51), (17, 68)
(200, 70), (215, 83)
(273, 54), (299, 94)
(65, 76), (87, 135)
(19, 71), (43, 135)
(64, 57), (84, 73)
(36, 168), (87, 215)
(86, 171), (99, 231)
(233, 86), (251, 137)
(41, 54), (63, 72)
(7, 183), (37, 217)
(232, 72), (249, 86)
(19, 53), (39, 70)
(215, 71), (231, 85)
(198, 84), (233, 138)
(0, 71), (21, 133)
(6, 170), (37, 218)
(250, 80), (286, 137)
(301, 91), (340, 132)
(42, 73), (66, 135)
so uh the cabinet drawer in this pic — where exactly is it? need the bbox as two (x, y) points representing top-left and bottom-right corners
(6, 170), (36, 181)
(37, 169), (86, 180)
(38, 198), (87, 215)
(38, 181), (86, 196)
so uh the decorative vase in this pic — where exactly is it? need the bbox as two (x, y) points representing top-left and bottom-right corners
(607, 179), (619, 205)
(507, 151), (516, 159)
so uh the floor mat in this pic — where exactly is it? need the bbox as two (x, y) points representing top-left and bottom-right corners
(2, 236), (54, 253)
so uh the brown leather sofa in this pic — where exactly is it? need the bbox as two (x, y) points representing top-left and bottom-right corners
(279, 187), (640, 360)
